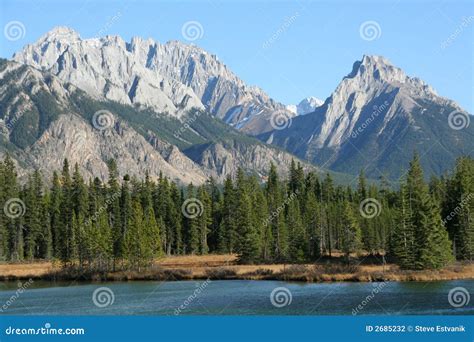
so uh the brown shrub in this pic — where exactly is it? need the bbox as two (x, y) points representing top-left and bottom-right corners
(317, 263), (361, 274)
(205, 267), (237, 279)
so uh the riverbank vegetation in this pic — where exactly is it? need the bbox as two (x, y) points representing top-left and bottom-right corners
(0, 154), (472, 275)
(0, 254), (473, 282)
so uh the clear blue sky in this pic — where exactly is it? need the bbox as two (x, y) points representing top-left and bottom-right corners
(1, 0), (472, 111)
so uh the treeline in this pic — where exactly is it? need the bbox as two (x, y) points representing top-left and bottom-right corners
(0, 154), (472, 271)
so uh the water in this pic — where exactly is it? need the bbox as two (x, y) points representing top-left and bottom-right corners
(0, 280), (472, 315)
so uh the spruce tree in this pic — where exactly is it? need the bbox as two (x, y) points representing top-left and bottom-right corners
(399, 154), (453, 269)
(340, 200), (362, 262)
(235, 170), (260, 263)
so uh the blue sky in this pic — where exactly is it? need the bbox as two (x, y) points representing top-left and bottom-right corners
(1, 0), (473, 111)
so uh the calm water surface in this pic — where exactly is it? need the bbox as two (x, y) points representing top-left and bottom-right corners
(0, 280), (472, 315)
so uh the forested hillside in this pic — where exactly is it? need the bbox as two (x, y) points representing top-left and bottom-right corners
(0, 154), (472, 271)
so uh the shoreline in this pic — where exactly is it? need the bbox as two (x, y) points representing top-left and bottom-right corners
(1, 255), (473, 283)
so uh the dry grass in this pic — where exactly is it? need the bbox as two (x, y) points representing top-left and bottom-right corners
(0, 255), (473, 282)
(0, 261), (55, 279)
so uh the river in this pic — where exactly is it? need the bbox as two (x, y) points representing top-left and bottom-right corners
(0, 280), (472, 315)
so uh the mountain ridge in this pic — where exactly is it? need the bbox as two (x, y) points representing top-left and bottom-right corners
(0, 57), (335, 185)
(12, 26), (291, 133)
(259, 55), (473, 179)
(5, 27), (473, 182)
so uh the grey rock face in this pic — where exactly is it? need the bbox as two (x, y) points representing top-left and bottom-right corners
(13, 27), (291, 133)
(262, 55), (473, 179)
(0, 60), (206, 184)
(1, 58), (318, 184)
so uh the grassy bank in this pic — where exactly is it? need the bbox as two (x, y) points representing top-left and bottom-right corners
(0, 254), (473, 283)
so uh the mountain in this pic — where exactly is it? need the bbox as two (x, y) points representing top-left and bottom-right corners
(13, 26), (291, 134)
(0, 58), (206, 183)
(287, 96), (324, 115)
(8, 27), (472, 182)
(0, 58), (328, 184)
(260, 55), (474, 179)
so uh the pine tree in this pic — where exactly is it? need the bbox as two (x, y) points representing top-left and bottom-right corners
(287, 199), (306, 262)
(118, 175), (132, 267)
(49, 171), (62, 259)
(59, 159), (73, 263)
(197, 186), (211, 254)
(183, 183), (199, 254)
(0, 159), (8, 261)
(340, 200), (362, 262)
(218, 175), (237, 253)
(303, 188), (321, 260)
(23, 174), (41, 260)
(39, 191), (53, 260)
(397, 154), (453, 269)
(206, 177), (222, 252)
(390, 183), (416, 268)
(2, 155), (24, 261)
(169, 182), (183, 254)
(266, 163), (289, 261)
(443, 157), (473, 260)
(144, 205), (163, 258)
(107, 160), (122, 267)
(235, 170), (260, 263)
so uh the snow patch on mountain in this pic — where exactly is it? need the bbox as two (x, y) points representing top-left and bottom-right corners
(286, 96), (324, 115)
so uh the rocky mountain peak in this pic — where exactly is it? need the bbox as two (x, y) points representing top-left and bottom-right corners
(344, 55), (437, 98)
(39, 26), (80, 42)
(346, 55), (407, 85)
(286, 96), (324, 115)
(13, 27), (287, 131)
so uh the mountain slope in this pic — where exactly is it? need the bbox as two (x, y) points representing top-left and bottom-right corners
(1, 58), (332, 184)
(13, 26), (291, 134)
(0, 58), (207, 183)
(260, 55), (474, 179)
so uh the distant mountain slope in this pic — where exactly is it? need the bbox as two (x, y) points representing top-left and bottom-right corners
(287, 96), (323, 115)
(260, 55), (474, 179)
